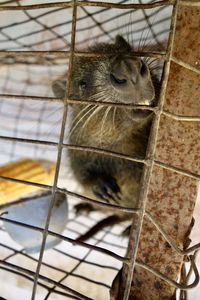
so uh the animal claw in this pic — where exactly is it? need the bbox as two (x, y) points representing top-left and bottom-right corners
(74, 203), (94, 215)
(93, 176), (122, 204)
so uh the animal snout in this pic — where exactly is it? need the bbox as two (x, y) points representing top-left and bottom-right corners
(110, 56), (148, 88)
(109, 54), (155, 105)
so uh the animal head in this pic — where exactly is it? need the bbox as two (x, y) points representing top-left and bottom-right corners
(52, 35), (155, 107)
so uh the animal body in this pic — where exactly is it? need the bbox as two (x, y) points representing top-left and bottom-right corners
(52, 35), (158, 241)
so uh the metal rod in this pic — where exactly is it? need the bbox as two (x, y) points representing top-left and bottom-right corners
(31, 3), (90, 297)
(44, 228), (115, 300)
(0, 216), (130, 263)
(0, 0), (174, 11)
(179, 0), (200, 7)
(0, 94), (63, 102)
(0, 260), (93, 300)
(0, 175), (142, 214)
(121, 1), (179, 299)
(154, 160), (200, 181)
(136, 254), (199, 290)
(0, 93), (158, 109)
(171, 57), (200, 74)
(145, 212), (200, 255)
(0, 0), (198, 298)
(162, 111), (200, 121)
(0, 50), (166, 58)
(0, 135), (147, 163)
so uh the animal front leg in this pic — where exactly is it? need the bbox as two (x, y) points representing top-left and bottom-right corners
(70, 154), (122, 204)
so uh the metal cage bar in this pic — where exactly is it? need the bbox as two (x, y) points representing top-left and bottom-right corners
(0, 0), (199, 299)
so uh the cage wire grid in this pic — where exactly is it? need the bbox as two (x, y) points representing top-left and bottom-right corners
(0, 0), (199, 300)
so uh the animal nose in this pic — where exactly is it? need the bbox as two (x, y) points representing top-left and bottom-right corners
(111, 56), (142, 85)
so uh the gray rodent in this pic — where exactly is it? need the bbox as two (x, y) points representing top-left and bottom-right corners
(52, 35), (159, 241)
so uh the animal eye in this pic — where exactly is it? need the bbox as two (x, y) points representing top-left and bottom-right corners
(79, 80), (87, 89)
(110, 73), (127, 85)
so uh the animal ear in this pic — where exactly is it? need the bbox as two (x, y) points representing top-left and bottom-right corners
(115, 35), (132, 51)
(52, 80), (67, 98)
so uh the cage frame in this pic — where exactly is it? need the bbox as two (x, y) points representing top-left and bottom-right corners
(0, 0), (199, 300)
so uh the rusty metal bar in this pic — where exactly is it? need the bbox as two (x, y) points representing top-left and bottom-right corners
(179, 263), (188, 300)
(0, 50), (166, 59)
(121, 1), (180, 299)
(180, 0), (200, 7)
(0, 51), (69, 57)
(0, 0), (174, 11)
(1, 217), (199, 292)
(162, 111), (200, 121)
(1, 138), (200, 182)
(0, 216), (129, 263)
(171, 57), (200, 74)
(154, 160), (200, 181)
(30, 3), (77, 297)
(1, 92), (199, 117)
(24, 0), (94, 300)
(186, 251), (200, 282)
(0, 260), (93, 300)
(0, 94), (62, 103)
(145, 212), (200, 255)
(0, 174), (141, 214)
(0, 93), (158, 109)
(0, 135), (147, 164)
(0, 0), (198, 299)
(136, 255), (199, 290)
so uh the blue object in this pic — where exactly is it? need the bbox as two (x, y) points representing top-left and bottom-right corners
(3, 191), (68, 253)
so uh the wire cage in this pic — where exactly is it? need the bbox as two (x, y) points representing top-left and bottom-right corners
(0, 0), (199, 299)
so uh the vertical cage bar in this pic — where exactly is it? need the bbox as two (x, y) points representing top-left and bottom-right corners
(30, 1), (78, 299)
(121, 1), (179, 299)
(1, 1), (199, 300)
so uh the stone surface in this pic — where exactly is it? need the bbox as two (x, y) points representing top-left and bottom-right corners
(156, 114), (200, 176)
(129, 166), (197, 300)
(164, 61), (200, 116)
(173, 6), (200, 69)
(146, 166), (197, 244)
(127, 4), (200, 300)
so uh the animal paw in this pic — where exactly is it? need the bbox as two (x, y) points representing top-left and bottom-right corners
(93, 176), (121, 204)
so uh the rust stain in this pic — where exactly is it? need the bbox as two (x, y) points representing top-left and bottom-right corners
(128, 5), (200, 300)
(156, 115), (200, 176)
(164, 62), (200, 116)
(173, 6), (200, 69)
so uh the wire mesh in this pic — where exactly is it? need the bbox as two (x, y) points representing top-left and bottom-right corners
(0, 0), (199, 300)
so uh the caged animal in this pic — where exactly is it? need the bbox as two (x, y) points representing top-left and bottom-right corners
(52, 35), (159, 241)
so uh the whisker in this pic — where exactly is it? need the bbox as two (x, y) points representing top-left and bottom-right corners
(89, 91), (108, 101)
(146, 58), (159, 65)
(90, 93), (110, 103)
(99, 106), (112, 146)
(70, 104), (92, 127)
(68, 105), (97, 139)
(75, 105), (105, 144)
(112, 106), (117, 131)
(81, 106), (104, 131)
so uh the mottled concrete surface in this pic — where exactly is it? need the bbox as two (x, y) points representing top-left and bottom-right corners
(129, 3), (200, 299)
(156, 115), (200, 176)
(173, 6), (200, 70)
(130, 167), (198, 300)
(164, 62), (200, 116)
